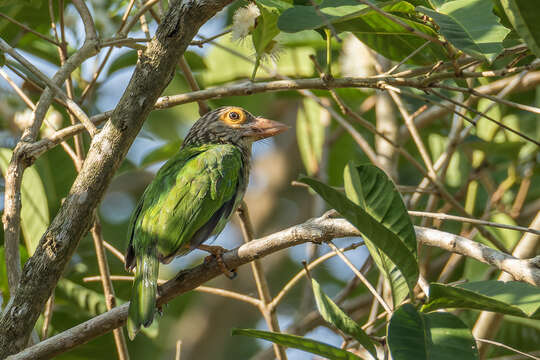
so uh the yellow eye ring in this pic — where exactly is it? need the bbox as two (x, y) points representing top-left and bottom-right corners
(221, 107), (246, 124)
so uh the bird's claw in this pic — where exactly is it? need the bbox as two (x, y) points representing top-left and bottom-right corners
(198, 244), (237, 279)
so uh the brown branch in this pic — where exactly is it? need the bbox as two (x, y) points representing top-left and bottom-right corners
(177, 56), (210, 115)
(1, 30), (99, 293)
(237, 202), (287, 360)
(0, 0), (234, 356)
(409, 211), (540, 235)
(400, 71), (540, 141)
(9, 216), (540, 359)
(472, 212), (540, 356)
(90, 222), (129, 360)
(0, 38), (98, 137)
(23, 69), (540, 161)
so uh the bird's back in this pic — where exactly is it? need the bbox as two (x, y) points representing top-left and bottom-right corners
(126, 143), (246, 267)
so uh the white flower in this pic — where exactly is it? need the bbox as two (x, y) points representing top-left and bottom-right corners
(41, 109), (63, 136)
(13, 109), (33, 131)
(231, 3), (260, 42)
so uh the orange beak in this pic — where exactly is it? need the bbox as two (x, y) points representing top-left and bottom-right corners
(246, 117), (289, 140)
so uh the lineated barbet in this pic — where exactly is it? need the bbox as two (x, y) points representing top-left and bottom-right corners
(125, 106), (288, 339)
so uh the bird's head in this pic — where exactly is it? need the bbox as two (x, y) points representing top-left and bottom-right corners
(182, 106), (289, 148)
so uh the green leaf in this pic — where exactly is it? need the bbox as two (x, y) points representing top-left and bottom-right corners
(311, 278), (377, 358)
(278, 1), (445, 64)
(183, 51), (207, 72)
(299, 173), (418, 306)
(417, 0), (511, 62)
(232, 329), (362, 360)
(501, 0), (540, 57)
(422, 281), (540, 319)
(338, 12), (445, 65)
(252, 0), (292, 77)
(56, 279), (109, 317)
(428, 133), (468, 187)
(202, 36), (314, 84)
(0, 2), (63, 65)
(278, 0), (369, 33)
(0, 148), (49, 255)
(343, 163), (417, 306)
(296, 98), (325, 176)
(461, 135), (524, 160)
(107, 50), (137, 76)
(253, 0), (292, 52)
(388, 304), (479, 360)
(387, 303), (427, 359)
(140, 140), (183, 167)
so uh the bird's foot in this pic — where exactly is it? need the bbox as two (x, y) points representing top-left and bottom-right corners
(198, 244), (237, 279)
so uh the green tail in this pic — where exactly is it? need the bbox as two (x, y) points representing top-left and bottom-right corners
(127, 250), (159, 340)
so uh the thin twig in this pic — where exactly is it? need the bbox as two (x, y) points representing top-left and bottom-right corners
(428, 88), (540, 146)
(475, 338), (540, 360)
(190, 29), (231, 47)
(409, 211), (540, 235)
(385, 41), (431, 75)
(177, 56), (210, 115)
(0, 68), (37, 110)
(387, 89), (436, 177)
(100, 37), (149, 48)
(195, 286), (261, 307)
(103, 241), (126, 264)
(90, 222), (129, 360)
(0, 38), (98, 137)
(41, 295), (55, 339)
(269, 241), (364, 310)
(327, 241), (392, 313)
(83, 275), (262, 306)
(0, 13), (60, 46)
(15, 71), (540, 163)
(80, 0), (138, 102)
(237, 202), (287, 360)
(57, 0), (85, 159)
(434, 83), (540, 115)
(408, 70), (531, 209)
(120, 0), (161, 37)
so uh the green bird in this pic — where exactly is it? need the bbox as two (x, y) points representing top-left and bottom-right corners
(125, 106), (288, 339)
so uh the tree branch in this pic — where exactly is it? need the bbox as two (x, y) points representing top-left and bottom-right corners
(9, 216), (539, 359)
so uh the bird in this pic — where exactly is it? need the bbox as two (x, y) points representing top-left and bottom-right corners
(125, 106), (288, 339)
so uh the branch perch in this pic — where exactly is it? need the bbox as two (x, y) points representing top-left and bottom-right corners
(9, 216), (540, 359)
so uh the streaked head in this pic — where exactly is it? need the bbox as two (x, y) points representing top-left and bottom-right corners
(182, 106), (289, 148)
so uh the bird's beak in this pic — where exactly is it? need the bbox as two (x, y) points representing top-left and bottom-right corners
(246, 117), (289, 140)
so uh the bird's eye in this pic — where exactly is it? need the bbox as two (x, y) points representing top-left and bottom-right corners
(228, 111), (240, 121)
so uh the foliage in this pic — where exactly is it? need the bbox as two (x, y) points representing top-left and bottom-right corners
(0, 0), (539, 359)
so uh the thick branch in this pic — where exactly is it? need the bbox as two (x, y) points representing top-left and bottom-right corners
(25, 70), (540, 163)
(0, 0), (233, 356)
(9, 217), (539, 359)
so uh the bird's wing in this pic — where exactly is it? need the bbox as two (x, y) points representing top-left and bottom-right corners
(127, 144), (243, 263)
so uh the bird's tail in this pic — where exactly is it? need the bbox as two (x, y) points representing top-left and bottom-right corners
(127, 249), (159, 340)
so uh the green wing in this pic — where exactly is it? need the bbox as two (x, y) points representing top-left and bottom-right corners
(127, 144), (244, 264)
